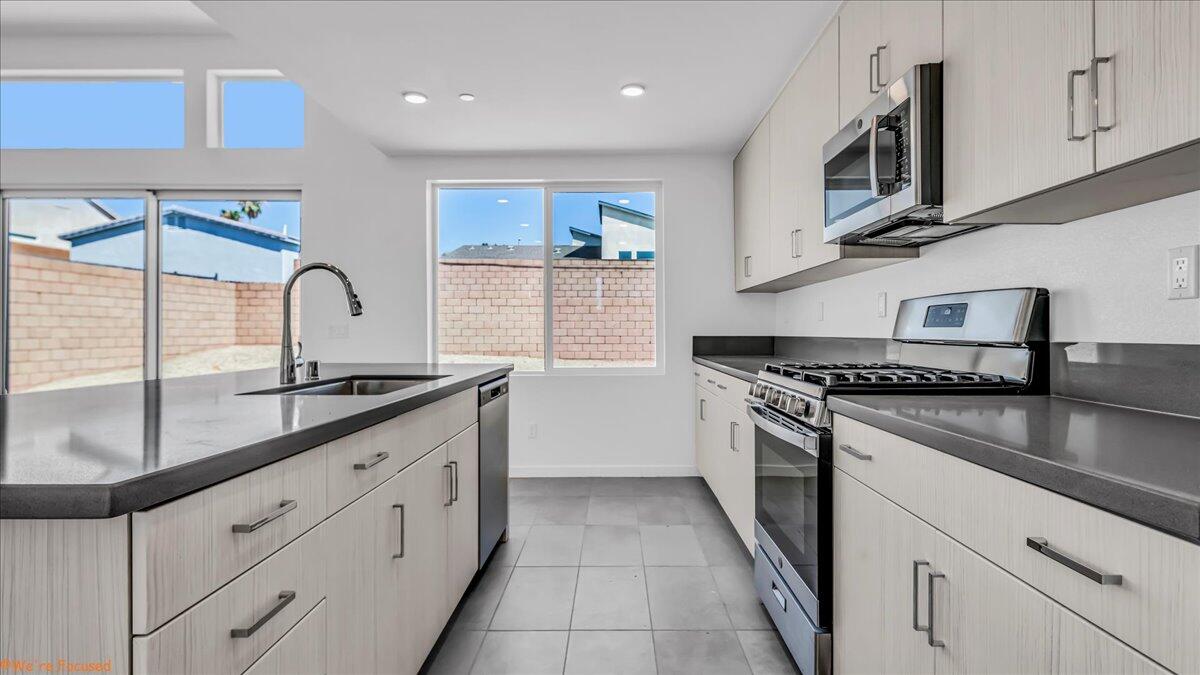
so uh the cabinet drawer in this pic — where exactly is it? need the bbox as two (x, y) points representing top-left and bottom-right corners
(375, 388), (477, 472)
(326, 425), (398, 516)
(133, 523), (327, 675)
(695, 364), (752, 409)
(243, 600), (326, 675)
(834, 414), (1200, 673)
(132, 445), (327, 634)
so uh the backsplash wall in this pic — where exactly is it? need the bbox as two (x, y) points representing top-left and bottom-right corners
(776, 191), (1200, 344)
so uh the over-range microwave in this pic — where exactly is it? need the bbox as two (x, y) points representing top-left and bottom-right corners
(822, 63), (980, 246)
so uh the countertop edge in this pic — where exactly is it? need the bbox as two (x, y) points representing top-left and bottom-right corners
(692, 355), (760, 382)
(827, 396), (1200, 545)
(0, 366), (512, 519)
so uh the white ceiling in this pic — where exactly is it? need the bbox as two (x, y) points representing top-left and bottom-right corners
(0, 1), (223, 36)
(192, 0), (839, 156)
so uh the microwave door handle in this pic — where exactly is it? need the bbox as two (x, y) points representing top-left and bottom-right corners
(868, 115), (883, 198)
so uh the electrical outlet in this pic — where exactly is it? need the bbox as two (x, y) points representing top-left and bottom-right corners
(877, 292), (888, 318)
(328, 323), (350, 339)
(528, 423), (538, 440)
(1168, 245), (1199, 300)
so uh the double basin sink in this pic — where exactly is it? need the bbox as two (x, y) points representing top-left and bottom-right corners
(241, 374), (449, 396)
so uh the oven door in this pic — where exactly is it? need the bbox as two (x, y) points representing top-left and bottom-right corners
(747, 400), (832, 630)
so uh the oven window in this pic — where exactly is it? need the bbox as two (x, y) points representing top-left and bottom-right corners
(755, 423), (824, 600)
(824, 131), (887, 228)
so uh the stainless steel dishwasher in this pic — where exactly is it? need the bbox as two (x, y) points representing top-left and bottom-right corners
(478, 376), (509, 567)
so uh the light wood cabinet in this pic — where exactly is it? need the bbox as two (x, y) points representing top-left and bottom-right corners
(244, 601), (327, 675)
(877, 2), (943, 92)
(839, 1), (942, 129)
(447, 423), (480, 610)
(838, 0), (884, 128)
(942, 0), (1096, 222)
(1094, 0), (1200, 170)
(734, 118), (771, 291)
(324, 491), (376, 675)
(694, 367), (754, 552)
(375, 446), (451, 675)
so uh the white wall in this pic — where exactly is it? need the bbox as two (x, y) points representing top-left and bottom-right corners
(776, 192), (1200, 344)
(1, 34), (777, 476)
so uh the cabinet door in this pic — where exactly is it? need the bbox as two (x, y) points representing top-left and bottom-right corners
(724, 399), (755, 551)
(878, 488), (939, 675)
(695, 383), (717, 484)
(771, 19), (841, 279)
(838, 0), (882, 128)
(942, 1), (1094, 221)
(447, 423), (480, 610)
(878, 1), (943, 87)
(325, 493), (376, 675)
(832, 469), (886, 675)
(376, 447), (450, 675)
(734, 118), (771, 290)
(1094, 1), (1200, 170)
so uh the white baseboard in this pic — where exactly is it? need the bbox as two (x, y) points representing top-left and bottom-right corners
(509, 464), (700, 478)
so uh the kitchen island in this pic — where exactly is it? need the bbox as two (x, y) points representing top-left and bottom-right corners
(0, 362), (512, 675)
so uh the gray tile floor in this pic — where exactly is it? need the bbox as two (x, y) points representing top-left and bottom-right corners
(423, 477), (800, 675)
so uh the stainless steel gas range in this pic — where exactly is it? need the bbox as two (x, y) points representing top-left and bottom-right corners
(749, 288), (1049, 675)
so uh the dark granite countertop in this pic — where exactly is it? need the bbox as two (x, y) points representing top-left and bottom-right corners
(828, 395), (1200, 543)
(0, 363), (512, 519)
(692, 355), (779, 382)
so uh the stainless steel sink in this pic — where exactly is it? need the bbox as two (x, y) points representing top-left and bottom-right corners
(241, 375), (449, 396)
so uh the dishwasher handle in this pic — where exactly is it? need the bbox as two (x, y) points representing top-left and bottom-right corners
(479, 376), (509, 406)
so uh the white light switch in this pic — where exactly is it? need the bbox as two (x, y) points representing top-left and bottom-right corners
(877, 292), (888, 317)
(328, 323), (350, 339)
(1168, 245), (1199, 300)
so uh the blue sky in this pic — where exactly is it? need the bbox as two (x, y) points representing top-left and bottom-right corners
(97, 198), (302, 238)
(0, 79), (302, 149)
(438, 188), (655, 254)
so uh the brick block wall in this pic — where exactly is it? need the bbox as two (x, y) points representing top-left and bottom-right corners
(6, 249), (295, 392)
(437, 258), (655, 363)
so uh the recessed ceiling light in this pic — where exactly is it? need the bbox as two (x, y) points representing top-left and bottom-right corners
(619, 241), (628, 245)
(618, 199), (630, 204)
(402, 91), (428, 104)
(497, 198), (509, 204)
(459, 93), (476, 102)
(620, 83), (646, 97)
(519, 223), (530, 227)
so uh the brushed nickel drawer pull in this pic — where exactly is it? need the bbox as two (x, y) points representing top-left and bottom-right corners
(1026, 537), (1122, 585)
(231, 590), (295, 638)
(393, 503), (405, 559)
(927, 571), (945, 648)
(912, 560), (930, 633)
(443, 464), (453, 506)
(770, 581), (788, 612)
(449, 460), (459, 503)
(838, 444), (872, 461)
(717, 383), (728, 390)
(232, 500), (296, 533)
(354, 451), (389, 470)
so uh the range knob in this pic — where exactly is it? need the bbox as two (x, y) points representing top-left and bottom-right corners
(790, 397), (809, 416)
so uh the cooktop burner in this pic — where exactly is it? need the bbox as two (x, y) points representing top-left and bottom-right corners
(765, 362), (1010, 388)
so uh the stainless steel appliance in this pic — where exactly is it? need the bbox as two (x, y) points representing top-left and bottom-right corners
(478, 376), (510, 568)
(822, 63), (979, 247)
(750, 288), (1049, 675)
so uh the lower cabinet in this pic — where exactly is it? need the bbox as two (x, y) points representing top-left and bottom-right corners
(833, 468), (1169, 675)
(694, 378), (754, 552)
(244, 601), (327, 675)
(447, 424), (481, 609)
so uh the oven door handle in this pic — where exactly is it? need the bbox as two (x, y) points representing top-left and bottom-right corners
(745, 400), (820, 458)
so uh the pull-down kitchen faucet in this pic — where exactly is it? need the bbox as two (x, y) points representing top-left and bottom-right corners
(279, 262), (363, 384)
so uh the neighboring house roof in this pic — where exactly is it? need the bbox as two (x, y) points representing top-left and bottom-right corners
(569, 226), (601, 246)
(441, 243), (600, 260)
(598, 201), (654, 229)
(58, 205), (300, 252)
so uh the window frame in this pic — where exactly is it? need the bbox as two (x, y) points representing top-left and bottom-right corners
(429, 180), (665, 376)
(0, 188), (301, 393)
(0, 69), (186, 150)
(206, 69), (303, 149)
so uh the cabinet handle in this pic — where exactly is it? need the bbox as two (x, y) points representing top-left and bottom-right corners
(700, 398), (707, 421)
(1026, 537), (1122, 585)
(449, 460), (459, 503)
(838, 443), (872, 461)
(770, 581), (788, 612)
(743, 255), (753, 278)
(912, 560), (930, 633)
(231, 590), (296, 638)
(927, 571), (946, 648)
(392, 503), (406, 559)
(232, 499), (296, 533)
(443, 464), (453, 506)
(706, 378), (716, 384)
(875, 45), (888, 89)
(1067, 68), (1089, 141)
(354, 451), (389, 470)
(791, 229), (802, 258)
(869, 50), (880, 94)
(716, 383), (728, 390)
(730, 421), (740, 451)
(1090, 55), (1115, 132)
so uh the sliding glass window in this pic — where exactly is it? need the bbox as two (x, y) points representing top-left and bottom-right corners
(3, 197), (146, 392)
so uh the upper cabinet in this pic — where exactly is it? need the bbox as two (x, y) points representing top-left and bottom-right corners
(734, 117), (772, 291)
(839, 1), (943, 129)
(1094, 0), (1200, 170)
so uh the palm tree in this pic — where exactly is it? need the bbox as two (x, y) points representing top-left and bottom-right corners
(219, 208), (242, 221)
(238, 200), (263, 221)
